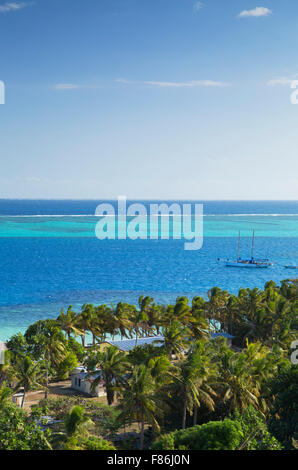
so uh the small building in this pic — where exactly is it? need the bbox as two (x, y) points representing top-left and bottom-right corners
(71, 369), (106, 397)
(12, 392), (24, 408)
(70, 365), (86, 376)
(0, 341), (7, 365)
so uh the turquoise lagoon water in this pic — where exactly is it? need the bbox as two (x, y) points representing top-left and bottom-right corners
(0, 200), (297, 341)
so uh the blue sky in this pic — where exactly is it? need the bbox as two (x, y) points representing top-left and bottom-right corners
(0, 0), (298, 199)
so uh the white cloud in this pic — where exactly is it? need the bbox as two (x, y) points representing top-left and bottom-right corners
(0, 2), (28, 13)
(54, 83), (80, 90)
(116, 79), (228, 88)
(267, 76), (297, 86)
(193, 1), (204, 12)
(238, 7), (272, 18)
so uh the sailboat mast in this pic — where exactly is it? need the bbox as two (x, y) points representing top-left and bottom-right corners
(237, 231), (240, 261)
(251, 230), (255, 259)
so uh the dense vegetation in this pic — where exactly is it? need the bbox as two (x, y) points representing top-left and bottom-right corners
(0, 279), (297, 450)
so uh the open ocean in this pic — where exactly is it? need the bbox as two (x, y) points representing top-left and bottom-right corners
(0, 200), (297, 341)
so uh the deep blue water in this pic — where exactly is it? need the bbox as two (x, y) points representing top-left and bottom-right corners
(0, 200), (297, 341)
(0, 199), (297, 216)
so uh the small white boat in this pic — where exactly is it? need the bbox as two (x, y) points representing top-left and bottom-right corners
(218, 231), (274, 269)
(284, 265), (298, 270)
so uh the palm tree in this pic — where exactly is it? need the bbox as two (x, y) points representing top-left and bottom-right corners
(94, 304), (112, 341)
(145, 304), (163, 336)
(189, 296), (210, 341)
(113, 302), (132, 340)
(117, 365), (162, 450)
(206, 287), (229, 331)
(12, 355), (44, 408)
(217, 348), (260, 413)
(76, 304), (94, 347)
(148, 355), (176, 389)
(90, 346), (129, 405)
(64, 405), (93, 438)
(53, 405), (93, 450)
(162, 320), (188, 359)
(177, 343), (216, 429)
(173, 297), (193, 326)
(139, 296), (156, 336)
(41, 326), (66, 398)
(88, 311), (103, 346)
(56, 306), (83, 340)
(129, 300), (151, 346)
(264, 297), (294, 347)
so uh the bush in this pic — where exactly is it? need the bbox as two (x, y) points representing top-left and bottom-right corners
(152, 420), (242, 450)
(0, 403), (52, 450)
(67, 338), (85, 362)
(268, 365), (298, 449)
(38, 396), (120, 437)
(81, 436), (116, 450)
(152, 407), (282, 451)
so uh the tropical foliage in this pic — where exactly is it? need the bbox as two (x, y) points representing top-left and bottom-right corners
(0, 279), (296, 450)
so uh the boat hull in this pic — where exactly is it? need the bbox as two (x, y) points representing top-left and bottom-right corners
(225, 262), (270, 268)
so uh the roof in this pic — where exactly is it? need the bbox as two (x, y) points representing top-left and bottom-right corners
(77, 371), (102, 380)
(211, 332), (234, 340)
(102, 334), (234, 351)
(103, 336), (164, 352)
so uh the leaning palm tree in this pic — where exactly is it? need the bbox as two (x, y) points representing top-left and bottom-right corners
(146, 304), (163, 336)
(129, 305), (150, 347)
(57, 306), (83, 340)
(113, 302), (132, 339)
(76, 304), (95, 347)
(117, 365), (162, 450)
(87, 311), (103, 346)
(138, 296), (155, 336)
(12, 355), (44, 408)
(90, 346), (129, 405)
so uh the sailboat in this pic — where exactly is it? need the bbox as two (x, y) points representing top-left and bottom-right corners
(218, 231), (274, 268)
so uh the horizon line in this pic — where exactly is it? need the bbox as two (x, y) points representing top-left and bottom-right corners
(0, 198), (297, 202)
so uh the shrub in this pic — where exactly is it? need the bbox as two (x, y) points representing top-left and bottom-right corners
(81, 436), (116, 450)
(152, 420), (242, 450)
